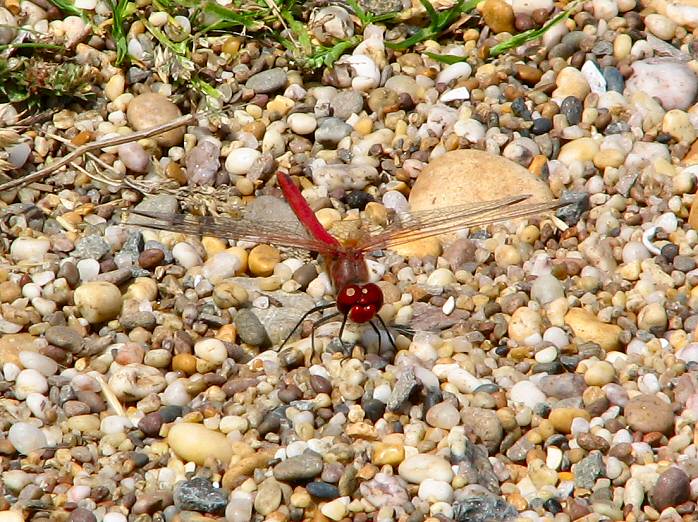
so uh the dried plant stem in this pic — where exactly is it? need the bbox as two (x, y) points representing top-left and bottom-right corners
(0, 114), (195, 192)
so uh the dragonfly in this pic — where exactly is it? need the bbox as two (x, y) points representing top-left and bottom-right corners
(129, 172), (571, 352)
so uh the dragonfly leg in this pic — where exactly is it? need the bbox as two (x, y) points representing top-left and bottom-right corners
(311, 311), (343, 354)
(337, 313), (349, 344)
(368, 319), (383, 354)
(375, 314), (397, 350)
(279, 302), (337, 350)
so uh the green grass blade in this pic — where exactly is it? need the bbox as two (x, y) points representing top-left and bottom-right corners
(488, 2), (576, 57)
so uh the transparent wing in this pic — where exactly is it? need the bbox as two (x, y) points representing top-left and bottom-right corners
(125, 210), (340, 255)
(356, 195), (568, 252)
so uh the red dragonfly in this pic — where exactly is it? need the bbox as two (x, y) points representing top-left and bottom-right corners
(130, 172), (569, 351)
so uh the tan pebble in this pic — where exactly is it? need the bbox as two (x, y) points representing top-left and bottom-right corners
(613, 33), (632, 60)
(126, 92), (184, 147)
(315, 208), (342, 230)
(67, 414), (100, 432)
(564, 307), (622, 351)
(494, 244), (521, 267)
(549, 407), (590, 434)
(557, 137), (600, 165)
(73, 281), (123, 324)
(226, 246), (248, 274)
(213, 281), (249, 308)
(508, 307), (542, 344)
(0, 511), (24, 522)
(105, 74), (125, 101)
(584, 361), (615, 386)
(552, 67), (591, 100)
(637, 302), (668, 331)
(593, 148), (625, 169)
(248, 244), (281, 277)
(365, 202), (387, 226)
(202, 236), (228, 257)
(354, 116), (373, 135)
(481, 0), (515, 33)
(689, 188), (698, 229)
(216, 323), (237, 343)
(266, 95), (294, 115)
(345, 422), (378, 440)
(391, 236), (442, 258)
(125, 277), (158, 301)
(662, 109), (696, 144)
(222, 450), (275, 490)
(372, 442), (405, 466)
(258, 275), (282, 291)
(172, 353), (197, 375)
(167, 423), (233, 466)
(291, 489), (312, 508)
(528, 155), (547, 178)
(0, 280), (21, 303)
(645, 13), (676, 40)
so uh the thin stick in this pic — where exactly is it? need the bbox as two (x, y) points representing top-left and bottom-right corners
(0, 113), (195, 192)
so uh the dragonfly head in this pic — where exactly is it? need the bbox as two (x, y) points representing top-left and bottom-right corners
(336, 283), (384, 324)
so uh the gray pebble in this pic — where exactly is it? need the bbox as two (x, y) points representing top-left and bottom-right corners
(330, 91), (364, 120)
(315, 117), (353, 147)
(233, 309), (270, 346)
(246, 68), (288, 94)
(45, 326), (83, 352)
(73, 235), (111, 260)
(273, 451), (323, 482)
(173, 477), (228, 515)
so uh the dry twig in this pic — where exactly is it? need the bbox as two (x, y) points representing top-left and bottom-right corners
(0, 113), (195, 192)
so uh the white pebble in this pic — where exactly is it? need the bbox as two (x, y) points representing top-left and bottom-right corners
(15, 369), (48, 399)
(162, 380), (191, 406)
(225, 147), (261, 175)
(103, 514), (128, 522)
(287, 113), (317, 135)
(418, 479), (454, 503)
(8, 422), (47, 455)
(203, 252), (242, 283)
(530, 274), (564, 305)
(194, 338), (228, 365)
(172, 242), (203, 268)
(2, 362), (20, 380)
(535, 345), (558, 364)
(510, 380), (546, 409)
(10, 238), (50, 262)
(436, 62), (472, 85)
(543, 327), (568, 348)
(22, 282), (41, 299)
(655, 212), (678, 233)
(77, 258), (101, 281)
(19, 351), (58, 376)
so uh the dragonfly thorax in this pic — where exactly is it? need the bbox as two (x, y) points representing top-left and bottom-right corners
(336, 283), (384, 324)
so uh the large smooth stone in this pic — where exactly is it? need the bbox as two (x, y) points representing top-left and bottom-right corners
(396, 150), (554, 256)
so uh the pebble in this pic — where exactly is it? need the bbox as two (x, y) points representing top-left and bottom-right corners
(246, 68), (288, 93)
(173, 477), (228, 515)
(650, 467), (690, 510)
(398, 454), (453, 484)
(10, 238), (50, 263)
(624, 395), (674, 434)
(118, 142), (150, 172)
(273, 452), (324, 482)
(73, 281), (123, 324)
(225, 147), (261, 175)
(425, 402), (460, 429)
(167, 423), (233, 465)
(126, 93), (184, 146)
(186, 140), (220, 185)
(564, 308), (622, 351)
(8, 422), (47, 455)
(254, 479), (282, 515)
(625, 60), (698, 111)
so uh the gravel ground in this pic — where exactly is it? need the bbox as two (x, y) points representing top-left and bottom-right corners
(3, 0), (698, 521)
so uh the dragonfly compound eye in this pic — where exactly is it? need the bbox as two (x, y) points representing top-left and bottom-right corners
(337, 283), (384, 323)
